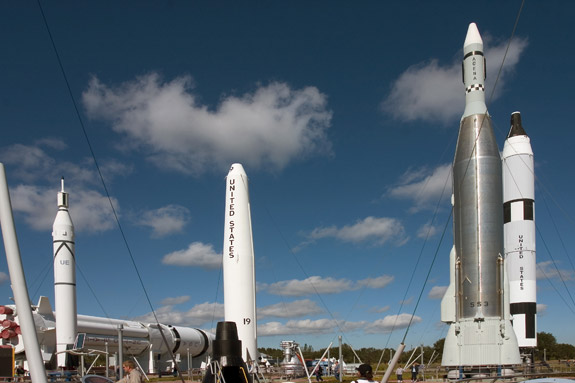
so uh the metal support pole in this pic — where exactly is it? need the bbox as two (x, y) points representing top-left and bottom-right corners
(105, 342), (109, 378)
(118, 324), (124, 379)
(0, 164), (48, 383)
(339, 335), (342, 382)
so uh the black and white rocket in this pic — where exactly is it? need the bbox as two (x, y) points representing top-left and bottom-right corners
(441, 23), (520, 372)
(52, 178), (77, 367)
(223, 164), (258, 363)
(503, 112), (537, 348)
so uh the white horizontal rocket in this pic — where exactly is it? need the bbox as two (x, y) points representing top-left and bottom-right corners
(503, 112), (537, 348)
(441, 23), (520, 373)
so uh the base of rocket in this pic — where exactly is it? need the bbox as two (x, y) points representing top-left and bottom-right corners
(442, 317), (520, 370)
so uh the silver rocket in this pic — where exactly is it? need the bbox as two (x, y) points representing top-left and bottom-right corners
(223, 163), (258, 363)
(52, 178), (77, 368)
(503, 112), (537, 348)
(441, 23), (520, 373)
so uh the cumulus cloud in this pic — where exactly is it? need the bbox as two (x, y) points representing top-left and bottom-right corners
(0, 141), (129, 233)
(417, 221), (440, 239)
(135, 301), (224, 327)
(261, 274), (394, 297)
(160, 296), (190, 306)
(428, 285), (448, 299)
(537, 303), (547, 316)
(83, 74), (333, 175)
(137, 205), (190, 238)
(10, 184), (117, 233)
(364, 313), (422, 333)
(381, 36), (528, 124)
(162, 242), (221, 269)
(356, 275), (394, 289)
(387, 164), (452, 213)
(307, 216), (407, 246)
(370, 305), (390, 314)
(0, 272), (8, 284)
(536, 261), (575, 281)
(257, 319), (365, 336)
(257, 299), (323, 319)
(263, 276), (353, 297)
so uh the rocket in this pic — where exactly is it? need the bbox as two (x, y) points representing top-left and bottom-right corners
(223, 164), (258, 363)
(52, 178), (77, 368)
(441, 23), (520, 373)
(503, 112), (537, 348)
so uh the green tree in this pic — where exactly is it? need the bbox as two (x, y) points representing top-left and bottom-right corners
(535, 332), (557, 361)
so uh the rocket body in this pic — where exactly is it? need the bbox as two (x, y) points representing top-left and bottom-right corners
(441, 23), (520, 371)
(52, 179), (77, 367)
(223, 164), (258, 362)
(503, 112), (537, 348)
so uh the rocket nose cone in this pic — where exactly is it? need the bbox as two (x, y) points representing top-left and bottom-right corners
(508, 111), (527, 138)
(228, 163), (247, 175)
(464, 22), (483, 48)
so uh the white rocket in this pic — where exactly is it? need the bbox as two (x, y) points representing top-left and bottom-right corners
(223, 163), (258, 362)
(52, 178), (77, 367)
(441, 23), (520, 375)
(503, 112), (537, 348)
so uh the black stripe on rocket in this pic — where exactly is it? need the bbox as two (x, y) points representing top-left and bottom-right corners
(504, 198), (534, 224)
(510, 302), (537, 339)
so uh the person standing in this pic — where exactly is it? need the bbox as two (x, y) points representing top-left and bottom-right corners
(396, 366), (404, 382)
(334, 361), (340, 380)
(411, 363), (419, 383)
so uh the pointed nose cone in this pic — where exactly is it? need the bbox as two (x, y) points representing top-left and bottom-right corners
(228, 163), (247, 176)
(508, 111), (527, 138)
(464, 22), (483, 49)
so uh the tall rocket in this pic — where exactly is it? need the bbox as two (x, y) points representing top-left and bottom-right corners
(503, 112), (537, 348)
(52, 178), (77, 367)
(441, 23), (520, 372)
(223, 163), (257, 362)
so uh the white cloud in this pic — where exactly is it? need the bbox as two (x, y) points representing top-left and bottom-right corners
(261, 274), (394, 297)
(135, 301), (224, 327)
(162, 242), (221, 269)
(356, 275), (394, 289)
(258, 319), (351, 336)
(381, 36), (528, 124)
(537, 303), (547, 316)
(428, 285), (448, 299)
(370, 305), (390, 314)
(0, 142), (130, 234)
(258, 299), (323, 319)
(417, 221), (439, 239)
(0, 272), (8, 284)
(364, 313), (422, 333)
(137, 205), (190, 238)
(10, 184), (117, 233)
(308, 216), (407, 246)
(160, 296), (190, 306)
(536, 261), (575, 281)
(83, 74), (333, 175)
(400, 297), (413, 305)
(263, 276), (354, 297)
(387, 164), (452, 213)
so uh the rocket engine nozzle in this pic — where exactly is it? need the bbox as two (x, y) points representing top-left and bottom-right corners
(202, 321), (253, 383)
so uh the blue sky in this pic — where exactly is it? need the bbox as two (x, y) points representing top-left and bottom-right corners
(1, 1), (575, 352)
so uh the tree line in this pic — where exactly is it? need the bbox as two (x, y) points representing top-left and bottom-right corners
(259, 332), (575, 365)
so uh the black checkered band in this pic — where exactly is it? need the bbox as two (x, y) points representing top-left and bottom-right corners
(504, 198), (534, 223)
(465, 84), (485, 93)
